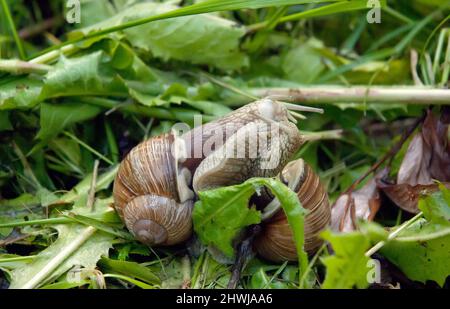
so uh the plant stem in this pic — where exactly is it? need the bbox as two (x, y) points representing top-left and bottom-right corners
(0, 59), (52, 74)
(29, 44), (78, 64)
(63, 132), (114, 165)
(440, 31), (450, 87)
(252, 86), (450, 105)
(365, 212), (423, 257)
(1, 0), (26, 59)
(19, 16), (63, 39)
(300, 129), (343, 142)
(82, 97), (216, 123)
(0, 217), (69, 228)
(20, 226), (97, 289)
(0, 255), (36, 263)
(383, 6), (414, 24)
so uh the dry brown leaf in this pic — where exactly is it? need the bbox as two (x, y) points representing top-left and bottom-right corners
(331, 178), (381, 232)
(379, 109), (450, 213)
(377, 169), (445, 213)
(397, 134), (431, 185)
(422, 109), (450, 181)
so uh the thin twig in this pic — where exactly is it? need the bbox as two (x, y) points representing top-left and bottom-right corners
(338, 113), (425, 231)
(19, 16), (63, 39)
(345, 114), (425, 195)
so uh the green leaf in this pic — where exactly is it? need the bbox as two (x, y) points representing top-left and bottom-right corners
(378, 188), (450, 287)
(0, 254), (35, 270)
(40, 51), (126, 99)
(74, 2), (249, 70)
(193, 180), (261, 257)
(37, 102), (102, 140)
(0, 77), (43, 110)
(193, 177), (308, 275)
(381, 230), (450, 287)
(419, 185), (450, 226)
(282, 38), (326, 84)
(9, 224), (113, 288)
(98, 257), (160, 285)
(321, 230), (371, 289)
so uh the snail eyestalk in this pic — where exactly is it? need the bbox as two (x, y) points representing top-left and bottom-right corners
(280, 102), (324, 114)
(288, 110), (307, 120)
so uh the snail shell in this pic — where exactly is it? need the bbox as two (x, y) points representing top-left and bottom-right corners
(113, 133), (194, 246)
(255, 159), (331, 262)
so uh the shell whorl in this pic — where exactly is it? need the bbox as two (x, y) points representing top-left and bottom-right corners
(123, 195), (193, 246)
(113, 133), (194, 246)
(255, 159), (331, 262)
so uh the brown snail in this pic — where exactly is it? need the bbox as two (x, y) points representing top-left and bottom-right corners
(112, 98), (330, 261)
(113, 133), (195, 246)
(254, 159), (331, 262)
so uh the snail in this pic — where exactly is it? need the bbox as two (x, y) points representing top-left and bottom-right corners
(254, 159), (331, 262)
(112, 97), (329, 260)
(113, 133), (195, 246)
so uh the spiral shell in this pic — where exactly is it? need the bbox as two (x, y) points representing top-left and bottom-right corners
(255, 159), (331, 262)
(113, 133), (194, 246)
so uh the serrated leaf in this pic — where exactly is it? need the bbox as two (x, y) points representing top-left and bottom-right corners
(0, 77), (43, 110)
(321, 230), (371, 289)
(193, 177), (308, 275)
(73, 2), (248, 70)
(381, 231), (450, 287)
(9, 224), (113, 288)
(193, 180), (261, 257)
(419, 185), (450, 226)
(40, 52), (126, 99)
(378, 188), (450, 287)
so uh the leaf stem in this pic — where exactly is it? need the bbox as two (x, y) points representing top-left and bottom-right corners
(63, 131), (114, 165)
(300, 130), (343, 142)
(252, 86), (450, 105)
(0, 217), (69, 228)
(0, 59), (52, 74)
(365, 212), (423, 257)
(0, 255), (36, 263)
(0, 0), (26, 59)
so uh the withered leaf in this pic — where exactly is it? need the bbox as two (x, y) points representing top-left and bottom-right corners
(397, 134), (431, 185)
(381, 109), (450, 213)
(377, 169), (447, 214)
(331, 178), (381, 232)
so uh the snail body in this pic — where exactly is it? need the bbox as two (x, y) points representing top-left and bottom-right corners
(180, 98), (303, 175)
